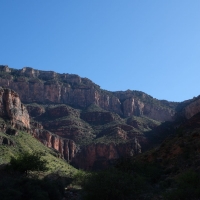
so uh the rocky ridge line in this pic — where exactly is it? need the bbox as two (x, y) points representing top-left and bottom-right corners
(0, 65), (178, 121)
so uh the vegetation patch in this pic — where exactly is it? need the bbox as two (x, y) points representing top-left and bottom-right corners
(0, 131), (77, 175)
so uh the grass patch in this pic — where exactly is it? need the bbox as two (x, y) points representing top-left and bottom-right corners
(0, 131), (77, 176)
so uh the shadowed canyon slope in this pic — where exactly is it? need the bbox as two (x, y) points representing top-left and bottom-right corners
(1, 65), (200, 170)
(139, 111), (200, 176)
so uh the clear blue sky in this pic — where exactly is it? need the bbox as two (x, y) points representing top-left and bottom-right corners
(1, 1), (200, 102)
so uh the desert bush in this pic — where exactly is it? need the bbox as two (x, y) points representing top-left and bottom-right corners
(72, 170), (88, 186)
(0, 169), (66, 200)
(8, 151), (48, 175)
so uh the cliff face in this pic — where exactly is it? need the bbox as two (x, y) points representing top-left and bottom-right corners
(180, 98), (200, 119)
(27, 104), (94, 144)
(114, 90), (177, 121)
(0, 87), (30, 129)
(0, 87), (77, 162)
(31, 126), (77, 161)
(0, 66), (122, 115)
(72, 140), (141, 170)
(0, 65), (184, 170)
(0, 66), (178, 121)
(25, 102), (156, 169)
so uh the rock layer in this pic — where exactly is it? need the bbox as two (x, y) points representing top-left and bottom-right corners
(0, 66), (178, 121)
(72, 139), (141, 170)
(0, 87), (77, 162)
(31, 127), (77, 161)
(0, 65), (185, 170)
(181, 98), (200, 119)
(0, 87), (30, 129)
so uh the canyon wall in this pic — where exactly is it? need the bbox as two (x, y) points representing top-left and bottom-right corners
(181, 98), (200, 119)
(0, 66), (184, 170)
(72, 139), (141, 170)
(0, 66), (178, 121)
(0, 87), (77, 162)
(31, 126), (77, 161)
(0, 87), (30, 129)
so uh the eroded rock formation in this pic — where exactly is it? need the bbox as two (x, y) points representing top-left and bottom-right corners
(180, 98), (200, 119)
(0, 87), (77, 162)
(0, 87), (30, 129)
(114, 90), (177, 121)
(72, 139), (141, 170)
(0, 65), (186, 170)
(0, 66), (178, 121)
(31, 127), (77, 161)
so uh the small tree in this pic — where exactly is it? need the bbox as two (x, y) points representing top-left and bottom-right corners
(9, 151), (48, 175)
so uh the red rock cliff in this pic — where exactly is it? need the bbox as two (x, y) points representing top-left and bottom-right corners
(0, 87), (30, 129)
(0, 66), (178, 121)
(31, 126), (77, 161)
(72, 139), (141, 170)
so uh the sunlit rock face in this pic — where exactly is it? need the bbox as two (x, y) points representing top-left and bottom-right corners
(0, 87), (30, 129)
(0, 66), (178, 121)
(31, 127), (77, 161)
(114, 90), (177, 121)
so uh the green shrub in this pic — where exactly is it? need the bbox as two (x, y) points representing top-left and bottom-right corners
(72, 170), (88, 186)
(0, 170), (66, 200)
(8, 151), (48, 175)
